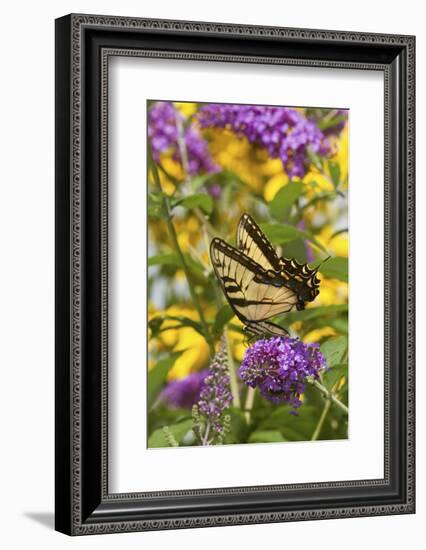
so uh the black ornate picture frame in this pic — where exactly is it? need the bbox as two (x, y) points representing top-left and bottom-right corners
(55, 13), (415, 535)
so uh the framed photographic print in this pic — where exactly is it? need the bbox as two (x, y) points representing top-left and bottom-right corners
(55, 14), (415, 535)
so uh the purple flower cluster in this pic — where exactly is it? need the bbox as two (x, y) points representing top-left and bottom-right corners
(239, 337), (327, 412)
(197, 340), (233, 433)
(160, 370), (208, 409)
(148, 101), (219, 176)
(198, 104), (331, 178)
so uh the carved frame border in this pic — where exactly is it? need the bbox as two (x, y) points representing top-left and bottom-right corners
(55, 14), (415, 535)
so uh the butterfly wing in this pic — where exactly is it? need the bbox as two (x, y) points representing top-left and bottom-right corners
(236, 213), (282, 271)
(210, 237), (298, 323)
(237, 213), (321, 308)
(279, 258), (321, 306)
(244, 320), (289, 339)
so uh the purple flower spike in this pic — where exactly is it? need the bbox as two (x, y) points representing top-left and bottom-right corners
(239, 337), (327, 412)
(148, 101), (219, 176)
(198, 104), (331, 178)
(197, 339), (233, 434)
(160, 370), (209, 409)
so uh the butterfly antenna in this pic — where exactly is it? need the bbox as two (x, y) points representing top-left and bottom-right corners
(313, 255), (331, 273)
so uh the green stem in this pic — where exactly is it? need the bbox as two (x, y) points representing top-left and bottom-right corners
(148, 143), (215, 356)
(299, 192), (336, 214)
(311, 398), (331, 441)
(193, 207), (217, 240)
(176, 115), (190, 180)
(244, 387), (256, 424)
(201, 421), (211, 446)
(308, 378), (349, 415)
(226, 330), (241, 408)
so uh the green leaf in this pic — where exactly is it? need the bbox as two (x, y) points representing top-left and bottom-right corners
(328, 317), (349, 333)
(184, 254), (207, 278)
(319, 257), (348, 282)
(147, 192), (164, 217)
(323, 363), (348, 390)
(328, 161), (341, 188)
(148, 252), (205, 278)
(148, 419), (193, 448)
(260, 404), (317, 441)
(147, 352), (185, 410)
(149, 315), (206, 338)
(248, 430), (287, 444)
(212, 304), (235, 336)
(148, 316), (165, 339)
(148, 405), (191, 437)
(317, 114), (347, 131)
(224, 407), (249, 444)
(278, 304), (348, 325)
(173, 193), (213, 215)
(260, 223), (304, 244)
(269, 181), (304, 222)
(300, 191), (337, 212)
(306, 147), (323, 170)
(260, 223), (327, 254)
(279, 239), (307, 264)
(320, 336), (348, 367)
(148, 252), (181, 268)
(189, 173), (219, 192)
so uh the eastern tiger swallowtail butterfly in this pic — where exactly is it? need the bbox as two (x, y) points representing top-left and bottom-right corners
(210, 213), (322, 339)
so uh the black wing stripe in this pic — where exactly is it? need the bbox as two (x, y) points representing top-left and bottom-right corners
(230, 298), (294, 307)
(211, 238), (269, 274)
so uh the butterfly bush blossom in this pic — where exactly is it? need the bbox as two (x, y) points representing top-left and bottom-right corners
(148, 101), (219, 176)
(160, 370), (208, 409)
(198, 104), (331, 178)
(239, 337), (327, 413)
(197, 339), (233, 435)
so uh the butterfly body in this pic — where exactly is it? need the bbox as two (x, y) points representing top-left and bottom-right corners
(210, 213), (322, 338)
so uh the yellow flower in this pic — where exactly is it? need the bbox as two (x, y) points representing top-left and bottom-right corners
(303, 326), (336, 343)
(310, 274), (348, 307)
(290, 321), (303, 333)
(263, 173), (290, 202)
(332, 125), (349, 185)
(204, 128), (271, 192)
(148, 155), (184, 196)
(174, 102), (198, 118)
(173, 214), (202, 252)
(160, 155), (185, 181)
(258, 158), (284, 177)
(303, 169), (334, 192)
(316, 225), (348, 258)
(149, 304), (210, 380)
(227, 321), (246, 362)
(302, 125), (348, 194)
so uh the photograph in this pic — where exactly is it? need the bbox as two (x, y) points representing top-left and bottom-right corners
(147, 100), (349, 448)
